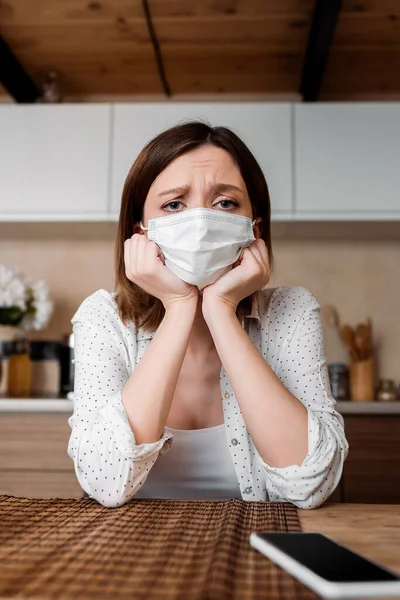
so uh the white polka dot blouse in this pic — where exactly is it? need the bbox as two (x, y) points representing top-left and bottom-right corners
(67, 285), (349, 509)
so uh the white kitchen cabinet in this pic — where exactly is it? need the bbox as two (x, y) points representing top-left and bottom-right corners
(294, 103), (400, 220)
(2, 102), (399, 224)
(0, 105), (111, 220)
(111, 103), (293, 219)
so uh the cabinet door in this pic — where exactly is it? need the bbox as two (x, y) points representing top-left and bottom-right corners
(342, 415), (400, 504)
(295, 103), (400, 219)
(0, 105), (110, 220)
(111, 103), (293, 218)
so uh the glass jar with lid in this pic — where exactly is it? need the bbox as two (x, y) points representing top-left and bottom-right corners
(30, 340), (61, 397)
(327, 363), (350, 401)
(8, 333), (32, 398)
(376, 379), (397, 402)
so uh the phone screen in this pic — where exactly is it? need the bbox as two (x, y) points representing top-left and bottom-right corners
(258, 533), (400, 583)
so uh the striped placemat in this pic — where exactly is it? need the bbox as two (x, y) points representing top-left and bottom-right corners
(0, 495), (319, 599)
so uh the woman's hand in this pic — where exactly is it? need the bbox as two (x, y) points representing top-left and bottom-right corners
(201, 239), (271, 312)
(124, 234), (198, 309)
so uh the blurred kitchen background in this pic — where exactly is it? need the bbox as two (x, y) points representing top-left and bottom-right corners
(0, 0), (399, 503)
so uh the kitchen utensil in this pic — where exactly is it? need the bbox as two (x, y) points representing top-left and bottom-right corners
(367, 317), (373, 335)
(354, 321), (374, 360)
(321, 305), (339, 328)
(340, 324), (359, 362)
(365, 319), (373, 356)
(320, 305), (349, 365)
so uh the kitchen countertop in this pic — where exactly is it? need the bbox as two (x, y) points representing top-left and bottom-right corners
(1, 398), (400, 413)
(0, 398), (73, 412)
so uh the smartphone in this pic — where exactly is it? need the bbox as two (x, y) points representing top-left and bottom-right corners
(249, 532), (400, 599)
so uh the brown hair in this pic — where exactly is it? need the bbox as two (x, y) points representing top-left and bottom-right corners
(114, 120), (275, 332)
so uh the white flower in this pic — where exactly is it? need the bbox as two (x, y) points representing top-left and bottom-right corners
(0, 265), (27, 311)
(0, 265), (54, 331)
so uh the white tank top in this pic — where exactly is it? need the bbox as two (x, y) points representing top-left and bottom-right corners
(134, 423), (242, 500)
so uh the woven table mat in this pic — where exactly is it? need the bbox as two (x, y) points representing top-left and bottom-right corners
(0, 495), (319, 600)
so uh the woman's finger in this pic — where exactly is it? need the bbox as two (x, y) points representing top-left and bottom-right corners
(130, 234), (139, 277)
(249, 244), (263, 264)
(257, 239), (270, 264)
(232, 246), (246, 269)
(124, 238), (131, 279)
(146, 239), (165, 266)
(250, 240), (269, 270)
(134, 233), (147, 275)
(254, 240), (271, 284)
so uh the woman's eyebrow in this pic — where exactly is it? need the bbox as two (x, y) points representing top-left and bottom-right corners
(157, 182), (244, 197)
(210, 183), (245, 195)
(157, 185), (190, 197)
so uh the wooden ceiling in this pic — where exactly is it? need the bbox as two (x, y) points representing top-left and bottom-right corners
(0, 0), (399, 100)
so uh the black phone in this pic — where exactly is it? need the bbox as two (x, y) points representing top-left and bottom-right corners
(249, 532), (400, 599)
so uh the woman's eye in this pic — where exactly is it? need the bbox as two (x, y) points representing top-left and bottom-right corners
(217, 199), (238, 209)
(163, 198), (238, 211)
(163, 201), (182, 211)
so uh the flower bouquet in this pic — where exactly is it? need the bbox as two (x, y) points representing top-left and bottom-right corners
(0, 265), (54, 335)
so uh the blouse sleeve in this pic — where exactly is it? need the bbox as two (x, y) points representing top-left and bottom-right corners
(67, 292), (173, 508)
(255, 287), (349, 509)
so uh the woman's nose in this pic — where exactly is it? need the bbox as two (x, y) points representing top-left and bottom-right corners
(189, 199), (212, 209)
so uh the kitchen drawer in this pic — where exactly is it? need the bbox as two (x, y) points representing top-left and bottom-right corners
(0, 413), (72, 470)
(0, 412), (81, 499)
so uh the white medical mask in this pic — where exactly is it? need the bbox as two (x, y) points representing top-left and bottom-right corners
(140, 207), (257, 290)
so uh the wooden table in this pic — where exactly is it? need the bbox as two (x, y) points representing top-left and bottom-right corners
(0, 499), (399, 599)
(299, 503), (400, 574)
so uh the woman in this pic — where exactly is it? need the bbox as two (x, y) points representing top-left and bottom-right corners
(67, 121), (348, 509)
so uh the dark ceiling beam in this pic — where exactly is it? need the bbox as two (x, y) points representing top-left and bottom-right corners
(0, 35), (41, 102)
(299, 0), (342, 102)
(142, 0), (171, 97)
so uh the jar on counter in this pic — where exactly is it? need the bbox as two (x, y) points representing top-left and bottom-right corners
(8, 333), (32, 398)
(30, 341), (61, 397)
(376, 379), (397, 402)
(0, 340), (12, 396)
(327, 363), (350, 401)
(59, 333), (74, 398)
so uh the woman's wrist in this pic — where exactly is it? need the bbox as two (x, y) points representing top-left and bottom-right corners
(163, 293), (198, 313)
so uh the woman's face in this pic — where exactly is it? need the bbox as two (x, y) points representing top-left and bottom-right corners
(136, 145), (262, 237)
